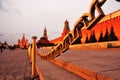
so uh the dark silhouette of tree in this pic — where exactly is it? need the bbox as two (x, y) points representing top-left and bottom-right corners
(89, 30), (97, 43)
(89, 31), (93, 43)
(103, 28), (109, 41)
(108, 26), (118, 41)
(85, 34), (89, 43)
(98, 31), (104, 42)
(92, 30), (97, 42)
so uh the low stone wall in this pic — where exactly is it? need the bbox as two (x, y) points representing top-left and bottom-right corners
(39, 41), (120, 50)
(70, 41), (120, 50)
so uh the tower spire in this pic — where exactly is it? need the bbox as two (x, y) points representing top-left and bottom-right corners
(62, 19), (70, 37)
(43, 26), (48, 39)
(22, 33), (25, 41)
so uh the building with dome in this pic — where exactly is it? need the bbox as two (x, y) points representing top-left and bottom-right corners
(18, 34), (29, 49)
(37, 27), (54, 47)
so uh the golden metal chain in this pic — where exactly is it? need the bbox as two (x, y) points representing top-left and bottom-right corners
(31, 0), (106, 60)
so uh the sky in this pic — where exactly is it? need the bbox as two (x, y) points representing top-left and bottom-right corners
(0, 0), (120, 45)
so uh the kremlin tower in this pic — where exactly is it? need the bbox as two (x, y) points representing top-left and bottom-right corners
(43, 27), (48, 39)
(50, 20), (70, 45)
(62, 20), (70, 37)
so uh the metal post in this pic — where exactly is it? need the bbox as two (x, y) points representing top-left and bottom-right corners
(31, 36), (37, 78)
(28, 45), (32, 64)
(29, 46), (32, 64)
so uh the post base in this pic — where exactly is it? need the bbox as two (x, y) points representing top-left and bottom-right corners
(31, 75), (39, 79)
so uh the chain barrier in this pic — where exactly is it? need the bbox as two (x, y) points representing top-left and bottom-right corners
(28, 0), (106, 78)
(30, 0), (106, 60)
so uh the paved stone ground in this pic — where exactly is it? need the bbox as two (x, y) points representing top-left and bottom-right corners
(0, 49), (39, 80)
(38, 48), (120, 79)
(36, 54), (84, 80)
(56, 48), (120, 80)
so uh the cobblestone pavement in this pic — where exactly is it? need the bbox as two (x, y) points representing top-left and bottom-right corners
(0, 49), (39, 80)
(36, 55), (84, 80)
(56, 48), (120, 80)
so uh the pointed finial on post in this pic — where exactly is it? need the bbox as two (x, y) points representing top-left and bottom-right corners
(32, 36), (37, 40)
